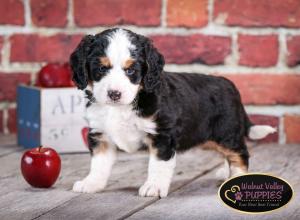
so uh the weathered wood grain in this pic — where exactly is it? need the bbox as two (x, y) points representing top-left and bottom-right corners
(1, 141), (298, 220)
(36, 149), (222, 220)
(0, 151), (148, 220)
(0, 135), (19, 157)
(0, 150), (147, 196)
(0, 135), (16, 146)
(0, 147), (222, 220)
(127, 144), (300, 220)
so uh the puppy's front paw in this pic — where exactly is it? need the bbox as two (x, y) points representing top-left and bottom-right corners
(72, 178), (105, 193)
(139, 181), (169, 198)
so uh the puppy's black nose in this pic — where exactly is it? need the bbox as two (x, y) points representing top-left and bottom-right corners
(108, 90), (121, 101)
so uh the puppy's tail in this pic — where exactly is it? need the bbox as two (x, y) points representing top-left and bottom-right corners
(244, 109), (277, 140)
(248, 125), (277, 140)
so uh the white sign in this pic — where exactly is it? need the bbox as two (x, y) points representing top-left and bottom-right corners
(41, 88), (88, 152)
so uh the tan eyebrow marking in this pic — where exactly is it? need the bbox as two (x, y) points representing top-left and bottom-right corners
(123, 58), (135, 69)
(99, 57), (112, 67)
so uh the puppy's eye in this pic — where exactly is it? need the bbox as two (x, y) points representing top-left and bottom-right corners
(125, 68), (135, 76)
(99, 65), (108, 72)
(95, 72), (101, 78)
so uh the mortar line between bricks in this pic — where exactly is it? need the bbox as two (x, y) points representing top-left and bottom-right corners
(207, 0), (214, 24)
(279, 116), (286, 144)
(1, 63), (300, 75)
(2, 108), (8, 134)
(1, 25), (300, 36)
(2, 36), (10, 69)
(67, 0), (75, 28)
(226, 31), (238, 66)
(0, 39), (4, 67)
(119, 163), (222, 220)
(0, 103), (16, 110)
(278, 29), (288, 69)
(163, 65), (300, 75)
(161, 0), (167, 27)
(245, 105), (300, 116)
(23, 0), (32, 28)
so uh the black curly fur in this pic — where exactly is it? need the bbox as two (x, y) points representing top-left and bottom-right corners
(143, 39), (165, 93)
(70, 35), (95, 90)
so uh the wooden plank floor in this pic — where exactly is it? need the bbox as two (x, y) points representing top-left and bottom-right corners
(0, 135), (299, 220)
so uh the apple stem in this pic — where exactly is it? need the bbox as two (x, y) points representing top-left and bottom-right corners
(38, 146), (42, 152)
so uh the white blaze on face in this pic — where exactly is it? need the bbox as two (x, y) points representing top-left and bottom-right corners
(93, 29), (139, 105)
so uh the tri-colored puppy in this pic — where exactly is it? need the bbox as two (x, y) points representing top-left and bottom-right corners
(70, 28), (276, 197)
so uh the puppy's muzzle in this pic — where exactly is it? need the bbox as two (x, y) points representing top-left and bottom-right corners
(107, 90), (122, 101)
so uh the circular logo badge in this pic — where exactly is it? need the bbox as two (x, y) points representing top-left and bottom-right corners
(218, 173), (293, 213)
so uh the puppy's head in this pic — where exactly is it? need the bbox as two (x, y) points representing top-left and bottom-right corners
(70, 28), (164, 105)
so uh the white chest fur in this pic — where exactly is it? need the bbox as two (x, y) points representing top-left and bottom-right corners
(86, 104), (156, 153)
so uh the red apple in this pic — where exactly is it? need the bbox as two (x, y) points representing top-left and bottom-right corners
(81, 127), (89, 148)
(37, 63), (74, 87)
(63, 63), (75, 87)
(21, 146), (61, 188)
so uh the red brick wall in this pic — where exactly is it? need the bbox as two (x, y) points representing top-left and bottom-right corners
(0, 0), (299, 144)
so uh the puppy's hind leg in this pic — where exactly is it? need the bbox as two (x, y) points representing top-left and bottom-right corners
(202, 141), (248, 179)
(227, 149), (249, 177)
(215, 158), (230, 180)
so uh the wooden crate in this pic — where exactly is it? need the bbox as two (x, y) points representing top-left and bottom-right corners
(17, 85), (88, 153)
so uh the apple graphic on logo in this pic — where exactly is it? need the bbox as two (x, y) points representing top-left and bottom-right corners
(21, 146), (61, 188)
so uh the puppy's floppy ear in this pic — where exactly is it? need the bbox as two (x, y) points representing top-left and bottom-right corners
(70, 35), (95, 90)
(143, 38), (165, 93)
